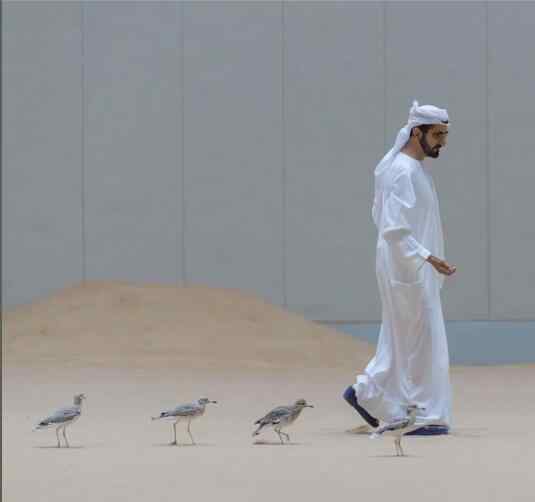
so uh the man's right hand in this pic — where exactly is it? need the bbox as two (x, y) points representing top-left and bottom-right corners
(427, 255), (457, 276)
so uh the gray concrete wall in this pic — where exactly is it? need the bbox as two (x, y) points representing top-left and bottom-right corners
(3, 1), (535, 322)
(183, 2), (284, 305)
(2, 1), (84, 306)
(84, 2), (182, 284)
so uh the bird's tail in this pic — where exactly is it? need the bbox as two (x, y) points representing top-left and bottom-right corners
(151, 412), (167, 421)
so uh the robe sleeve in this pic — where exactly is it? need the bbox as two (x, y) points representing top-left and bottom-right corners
(381, 169), (430, 281)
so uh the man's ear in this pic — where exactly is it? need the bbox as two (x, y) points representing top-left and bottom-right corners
(413, 126), (422, 139)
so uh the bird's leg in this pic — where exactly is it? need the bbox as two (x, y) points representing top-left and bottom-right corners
(170, 422), (177, 446)
(62, 426), (70, 448)
(399, 439), (405, 457)
(394, 438), (399, 456)
(56, 427), (61, 448)
(275, 428), (284, 444)
(187, 420), (195, 445)
(281, 431), (290, 443)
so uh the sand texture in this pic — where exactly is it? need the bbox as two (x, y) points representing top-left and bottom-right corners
(2, 282), (533, 501)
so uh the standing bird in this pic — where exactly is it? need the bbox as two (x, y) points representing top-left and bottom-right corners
(33, 393), (86, 448)
(152, 398), (217, 446)
(253, 399), (314, 444)
(370, 404), (425, 456)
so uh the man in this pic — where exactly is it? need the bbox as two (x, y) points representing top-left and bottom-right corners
(344, 101), (456, 435)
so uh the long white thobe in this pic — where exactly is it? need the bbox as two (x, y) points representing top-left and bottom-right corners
(354, 152), (452, 426)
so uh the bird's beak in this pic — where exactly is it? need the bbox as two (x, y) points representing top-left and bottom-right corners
(211, 401), (218, 404)
(307, 405), (314, 408)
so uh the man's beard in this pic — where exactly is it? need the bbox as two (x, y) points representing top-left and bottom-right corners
(419, 134), (441, 158)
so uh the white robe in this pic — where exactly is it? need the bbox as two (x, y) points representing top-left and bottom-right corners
(354, 152), (452, 426)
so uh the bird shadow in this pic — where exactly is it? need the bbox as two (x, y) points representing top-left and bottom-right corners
(252, 440), (302, 446)
(152, 442), (214, 448)
(371, 454), (422, 459)
(33, 445), (85, 450)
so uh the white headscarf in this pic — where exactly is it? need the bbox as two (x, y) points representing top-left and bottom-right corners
(372, 100), (449, 225)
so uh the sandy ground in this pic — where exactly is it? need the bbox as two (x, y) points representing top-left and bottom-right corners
(2, 282), (534, 501)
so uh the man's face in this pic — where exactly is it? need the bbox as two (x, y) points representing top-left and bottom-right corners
(419, 124), (449, 158)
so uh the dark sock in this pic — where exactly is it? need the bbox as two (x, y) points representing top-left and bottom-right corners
(343, 385), (380, 428)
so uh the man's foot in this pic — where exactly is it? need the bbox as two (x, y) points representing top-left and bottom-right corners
(404, 425), (449, 436)
(342, 386), (380, 428)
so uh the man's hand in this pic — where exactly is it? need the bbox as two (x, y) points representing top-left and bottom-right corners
(426, 255), (457, 276)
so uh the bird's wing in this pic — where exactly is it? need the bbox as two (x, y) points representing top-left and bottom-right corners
(256, 406), (290, 425)
(38, 406), (80, 426)
(169, 403), (201, 417)
(376, 418), (410, 434)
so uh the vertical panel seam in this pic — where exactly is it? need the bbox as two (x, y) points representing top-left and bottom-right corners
(81, 0), (86, 283)
(180, 1), (186, 285)
(485, 0), (491, 320)
(382, 1), (387, 324)
(281, 1), (287, 308)
(1, 0), (4, 305)
(383, 1), (387, 153)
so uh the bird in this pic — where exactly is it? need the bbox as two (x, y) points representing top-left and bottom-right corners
(370, 404), (425, 456)
(253, 399), (314, 444)
(151, 397), (217, 445)
(33, 393), (86, 448)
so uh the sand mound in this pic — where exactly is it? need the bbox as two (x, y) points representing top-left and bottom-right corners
(2, 281), (373, 370)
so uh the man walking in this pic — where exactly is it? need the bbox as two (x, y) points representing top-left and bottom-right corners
(344, 101), (456, 435)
